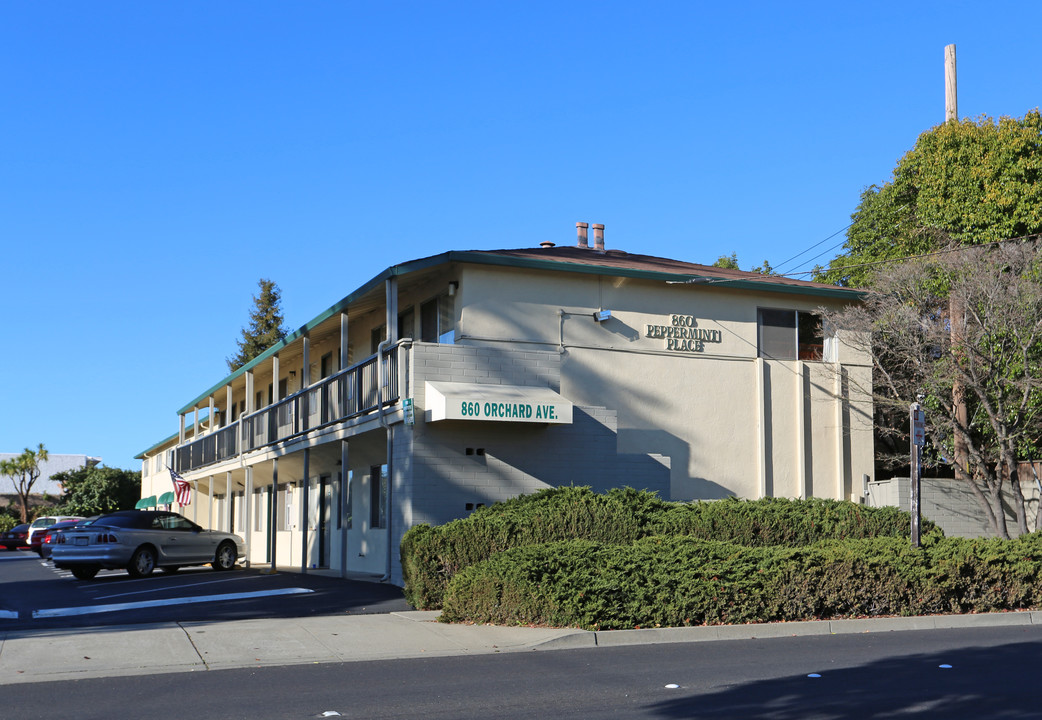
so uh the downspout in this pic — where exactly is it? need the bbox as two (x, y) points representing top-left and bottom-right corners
(376, 338), (392, 582)
(376, 338), (412, 583)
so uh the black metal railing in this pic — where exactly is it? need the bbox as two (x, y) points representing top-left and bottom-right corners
(175, 421), (239, 473)
(174, 344), (401, 473)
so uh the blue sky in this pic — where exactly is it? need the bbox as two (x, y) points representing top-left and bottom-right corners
(2, 1), (1041, 473)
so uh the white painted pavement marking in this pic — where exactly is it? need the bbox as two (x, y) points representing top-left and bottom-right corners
(93, 574), (261, 600)
(32, 587), (314, 618)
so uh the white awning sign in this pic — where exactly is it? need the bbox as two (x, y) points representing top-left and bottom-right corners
(425, 381), (573, 424)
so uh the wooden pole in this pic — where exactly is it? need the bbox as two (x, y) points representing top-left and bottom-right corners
(946, 44), (970, 478)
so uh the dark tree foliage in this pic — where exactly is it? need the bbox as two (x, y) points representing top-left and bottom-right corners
(817, 110), (1042, 287)
(53, 465), (142, 516)
(227, 278), (288, 371)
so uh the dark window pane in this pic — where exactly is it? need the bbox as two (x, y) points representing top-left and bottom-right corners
(798, 312), (823, 361)
(758, 309), (796, 360)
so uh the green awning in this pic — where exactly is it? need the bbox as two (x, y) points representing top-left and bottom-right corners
(158, 491), (176, 505)
(135, 495), (157, 509)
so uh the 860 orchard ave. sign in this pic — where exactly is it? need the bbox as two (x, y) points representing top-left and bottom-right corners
(645, 314), (722, 352)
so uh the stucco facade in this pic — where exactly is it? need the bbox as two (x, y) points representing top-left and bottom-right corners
(137, 234), (873, 585)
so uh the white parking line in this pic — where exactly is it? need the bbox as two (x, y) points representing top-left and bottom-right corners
(93, 574), (260, 601)
(32, 587), (314, 619)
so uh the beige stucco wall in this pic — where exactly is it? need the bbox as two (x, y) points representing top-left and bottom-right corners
(455, 264), (873, 501)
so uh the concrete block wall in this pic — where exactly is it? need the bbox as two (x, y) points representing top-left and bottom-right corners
(400, 341), (670, 537)
(411, 342), (561, 393)
(868, 476), (1041, 539)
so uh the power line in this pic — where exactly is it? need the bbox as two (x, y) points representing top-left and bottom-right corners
(771, 222), (852, 273)
(782, 233), (1042, 280)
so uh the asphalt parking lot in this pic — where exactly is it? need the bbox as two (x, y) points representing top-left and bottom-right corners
(0, 549), (411, 631)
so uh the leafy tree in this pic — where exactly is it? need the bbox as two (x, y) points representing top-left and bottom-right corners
(711, 252), (739, 269)
(53, 465), (142, 516)
(710, 253), (776, 274)
(817, 110), (1042, 287)
(749, 259), (776, 275)
(227, 278), (288, 371)
(0, 443), (49, 523)
(824, 243), (1042, 538)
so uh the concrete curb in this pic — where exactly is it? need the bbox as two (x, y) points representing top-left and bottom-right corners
(532, 610), (1042, 650)
(3, 609), (1041, 685)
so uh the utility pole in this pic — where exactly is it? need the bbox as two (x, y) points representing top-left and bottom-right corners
(945, 43), (970, 481)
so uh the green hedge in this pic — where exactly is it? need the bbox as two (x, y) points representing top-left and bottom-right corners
(440, 533), (1042, 629)
(400, 487), (937, 609)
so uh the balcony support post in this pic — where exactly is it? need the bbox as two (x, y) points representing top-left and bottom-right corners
(244, 370), (254, 454)
(340, 312), (349, 417)
(269, 458), (278, 571)
(302, 335), (310, 434)
(243, 465), (253, 568)
(340, 439), (349, 577)
(301, 448), (310, 574)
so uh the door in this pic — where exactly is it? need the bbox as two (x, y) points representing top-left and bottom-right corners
(347, 465), (388, 574)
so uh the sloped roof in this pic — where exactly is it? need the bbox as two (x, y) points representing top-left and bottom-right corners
(164, 243), (859, 422)
(463, 246), (850, 292)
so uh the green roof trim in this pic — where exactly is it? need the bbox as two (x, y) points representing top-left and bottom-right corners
(136, 495), (157, 509)
(172, 248), (862, 416)
(158, 491), (176, 505)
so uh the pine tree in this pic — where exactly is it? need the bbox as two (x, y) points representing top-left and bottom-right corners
(227, 279), (288, 371)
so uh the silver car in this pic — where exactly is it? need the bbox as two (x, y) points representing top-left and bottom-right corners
(51, 510), (245, 580)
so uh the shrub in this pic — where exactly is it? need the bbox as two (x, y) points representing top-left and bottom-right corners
(401, 487), (937, 609)
(440, 533), (1042, 629)
(401, 487), (657, 608)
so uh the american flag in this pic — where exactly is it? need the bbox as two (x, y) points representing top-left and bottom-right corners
(169, 467), (193, 506)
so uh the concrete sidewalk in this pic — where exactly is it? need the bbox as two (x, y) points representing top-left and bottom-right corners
(3, 609), (1042, 685)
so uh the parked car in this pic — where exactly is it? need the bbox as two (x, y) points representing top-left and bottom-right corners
(26, 515), (83, 549)
(28, 516), (84, 554)
(0, 523), (30, 550)
(52, 510), (245, 580)
(40, 518), (95, 559)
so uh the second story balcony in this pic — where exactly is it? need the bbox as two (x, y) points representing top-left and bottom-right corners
(174, 343), (402, 474)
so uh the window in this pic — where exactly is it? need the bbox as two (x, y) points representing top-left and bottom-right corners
(757, 309), (823, 361)
(320, 352), (335, 379)
(398, 308), (414, 341)
(253, 488), (265, 532)
(232, 491), (245, 533)
(421, 293), (455, 344)
(276, 484), (293, 531)
(340, 470), (353, 530)
(371, 326), (386, 354)
(370, 465), (387, 529)
(157, 514), (196, 531)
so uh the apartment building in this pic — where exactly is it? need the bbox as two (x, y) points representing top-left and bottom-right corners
(137, 224), (873, 585)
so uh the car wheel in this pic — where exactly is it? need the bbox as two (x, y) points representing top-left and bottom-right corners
(71, 566), (99, 580)
(212, 541), (237, 571)
(160, 566), (180, 574)
(128, 547), (157, 578)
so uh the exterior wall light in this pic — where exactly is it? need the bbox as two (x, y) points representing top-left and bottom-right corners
(448, 281), (459, 296)
(593, 309), (612, 322)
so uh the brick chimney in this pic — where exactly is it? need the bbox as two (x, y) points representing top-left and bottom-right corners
(576, 222), (589, 248)
(592, 223), (604, 251)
